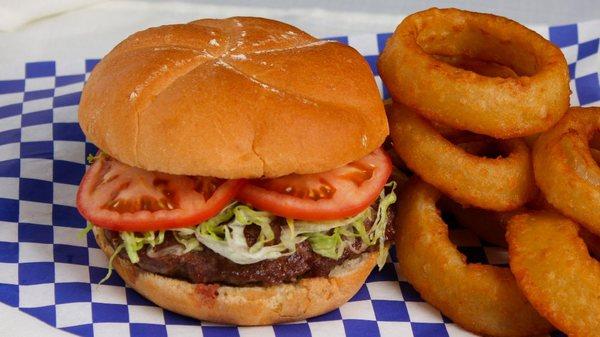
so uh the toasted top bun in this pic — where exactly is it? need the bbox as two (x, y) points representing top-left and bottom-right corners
(93, 227), (378, 325)
(79, 17), (387, 178)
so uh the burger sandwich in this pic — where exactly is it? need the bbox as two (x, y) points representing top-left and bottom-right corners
(76, 17), (397, 325)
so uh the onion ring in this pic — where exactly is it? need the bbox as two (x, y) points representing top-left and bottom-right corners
(395, 179), (552, 336)
(532, 107), (600, 236)
(507, 211), (600, 336)
(390, 103), (536, 211)
(439, 190), (550, 248)
(591, 132), (600, 148)
(580, 226), (600, 259)
(440, 198), (515, 247)
(433, 55), (518, 78)
(378, 8), (570, 138)
(441, 197), (600, 259)
(591, 147), (600, 164)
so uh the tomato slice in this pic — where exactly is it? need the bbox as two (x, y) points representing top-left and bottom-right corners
(237, 148), (393, 220)
(76, 155), (244, 231)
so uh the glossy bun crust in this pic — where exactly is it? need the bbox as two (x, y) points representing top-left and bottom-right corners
(79, 17), (387, 178)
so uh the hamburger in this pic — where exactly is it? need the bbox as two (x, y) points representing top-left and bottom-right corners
(76, 17), (397, 325)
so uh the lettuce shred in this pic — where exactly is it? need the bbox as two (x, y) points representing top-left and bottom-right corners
(96, 182), (397, 278)
(78, 221), (94, 239)
(120, 230), (165, 264)
(304, 181), (397, 269)
(86, 151), (105, 164)
(99, 243), (124, 285)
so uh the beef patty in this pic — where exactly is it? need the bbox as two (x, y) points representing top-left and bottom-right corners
(106, 206), (395, 286)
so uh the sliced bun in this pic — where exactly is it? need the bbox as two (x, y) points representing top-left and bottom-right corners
(79, 17), (387, 178)
(93, 227), (378, 325)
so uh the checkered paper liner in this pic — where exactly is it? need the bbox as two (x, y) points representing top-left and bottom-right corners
(0, 21), (598, 337)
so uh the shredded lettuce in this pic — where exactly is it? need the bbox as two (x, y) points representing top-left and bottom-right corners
(304, 181), (398, 269)
(295, 208), (371, 234)
(78, 221), (94, 240)
(86, 153), (96, 164)
(120, 230), (165, 264)
(184, 204), (305, 264)
(232, 205), (275, 253)
(86, 151), (105, 165)
(371, 181), (398, 268)
(95, 181), (398, 275)
(99, 243), (124, 284)
(303, 209), (370, 259)
(307, 227), (345, 259)
(172, 231), (202, 253)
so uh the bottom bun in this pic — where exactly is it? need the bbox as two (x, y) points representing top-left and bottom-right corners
(93, 227), (378, 325)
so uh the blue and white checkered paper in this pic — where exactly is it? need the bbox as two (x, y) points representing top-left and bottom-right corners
(0, 21), (598, 337)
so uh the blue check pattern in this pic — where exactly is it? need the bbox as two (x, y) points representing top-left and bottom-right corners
(0, 21), (598, 337)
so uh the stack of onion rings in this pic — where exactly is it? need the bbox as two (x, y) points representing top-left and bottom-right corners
(532, 107), (600, 236)
(507, 211), (600, 336)
(396, 179), (553, 336)
(380, 7), (597, 337)
(378, 8), (570, 138)
(440, 198), (515, 247)
(442, 198), (600, 258)
(390, 103), (536, 211)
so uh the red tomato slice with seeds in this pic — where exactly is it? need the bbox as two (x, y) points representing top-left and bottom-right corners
(76, 155), (244, 231)
(237, 148), (392, 220)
